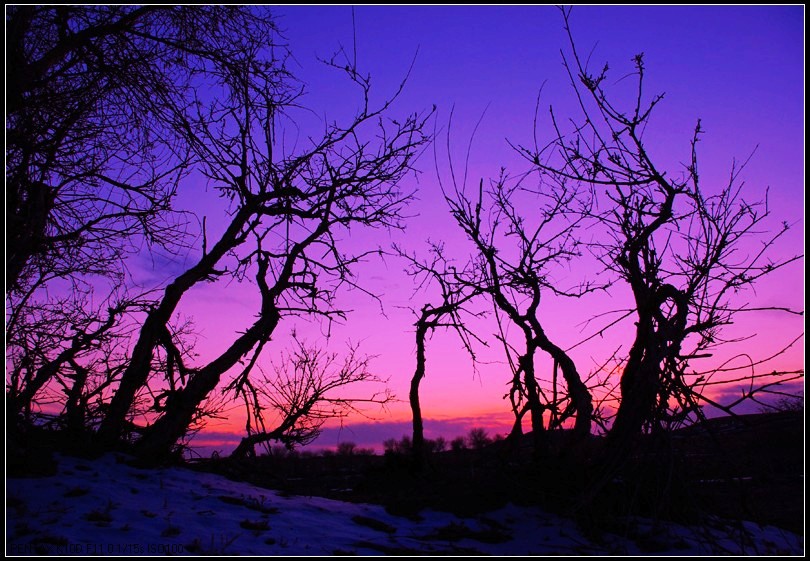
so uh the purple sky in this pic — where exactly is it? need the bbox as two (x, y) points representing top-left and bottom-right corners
(150, 6), (804, 454)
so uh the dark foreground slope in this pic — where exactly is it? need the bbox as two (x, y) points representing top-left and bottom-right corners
(672, 411), (804, 534)
(187, 411), (803, 535)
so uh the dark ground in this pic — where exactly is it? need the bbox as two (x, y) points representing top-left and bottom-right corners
(186, 411), (804, 536)
(6, 411), (802, 537)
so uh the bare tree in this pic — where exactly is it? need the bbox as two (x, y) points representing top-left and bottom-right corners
(7, 6), (431, 460)
(229, 336), (393, 458)
(520, 8), (803, 466)
(5, 6), (275, 429)
(91, 32), (431, 459)
(6, 287), (142, 422)
(396, 242), (485, 466)
(442, 169), (598, 456)
(5, 5), (217, 293)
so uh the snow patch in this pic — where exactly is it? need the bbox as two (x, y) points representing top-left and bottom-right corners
(6, 454), (803, 556)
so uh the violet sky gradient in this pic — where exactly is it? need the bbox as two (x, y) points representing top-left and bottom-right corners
(145, 6), (804, 453)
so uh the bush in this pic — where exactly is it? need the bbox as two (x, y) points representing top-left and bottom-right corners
(450, 437), (467, 452)
(467, 428), (492, 450)
(760, 395), (803, 413)
(337, 442), (357, 456)
(426, 437), (447, 454)
(383, 435), (412, 456)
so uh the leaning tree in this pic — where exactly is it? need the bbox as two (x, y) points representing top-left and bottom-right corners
(93, 19), (432, 459)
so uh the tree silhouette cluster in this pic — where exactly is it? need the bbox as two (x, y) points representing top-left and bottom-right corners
(403, 7), (802, 479)
(6, 7), (802, 479)
(7, 6), (429, 461)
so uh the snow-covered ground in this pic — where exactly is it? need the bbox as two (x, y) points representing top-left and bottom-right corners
(6, 453), (803, 556)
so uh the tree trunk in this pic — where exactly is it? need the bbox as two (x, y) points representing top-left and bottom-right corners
(524, 314), (593, 439)
(610, 354), (661, 446)
(539, 338), (593, 439)
(230, 430), (284, 459)
(410, 323), (428, 468)
(6, 181), (54, 292)
(519, 352), (549, 458)
(65, 361), (89, 435)
(97, 302), (179, 444)
(134, 309), (280, 461)
(98, 205), (253, 444)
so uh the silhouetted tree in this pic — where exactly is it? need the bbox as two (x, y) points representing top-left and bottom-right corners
(337, 442), (358, 456)
(6, 287), (145, 425)
(6, 6), (241, 442)
(396, 242), (485, 467)
(383, 435), (414, 456)
(520, 8), (803, 474)
(92, 26), (430, 459)
(442, 170), (597, 456)
(7, 6), (430, 460)
(5, 6), (273, 430)
(428, 436), (448, 453)
(759, 394), (803, 414)
(5, 6), (202, 293)
(229, 337), (392, 458)
(450, 436), (467, 453)
(466, 427), (492, 450)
